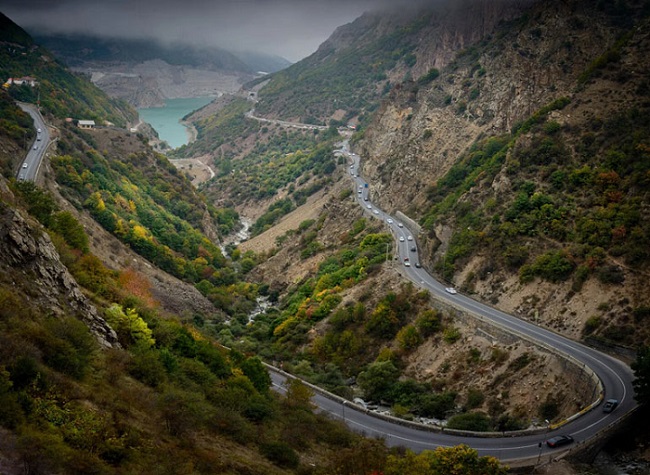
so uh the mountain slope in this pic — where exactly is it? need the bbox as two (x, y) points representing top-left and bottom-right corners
(0, 15), (410, 475)
(251, 0), (536, 124)
(0, 13), (135, 126)
(357, 0), (650, 345)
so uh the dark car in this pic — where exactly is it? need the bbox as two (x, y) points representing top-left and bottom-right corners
(603, 399), (619, 413)
(546, 435), (574, 448)
(410, 246), (416, 252)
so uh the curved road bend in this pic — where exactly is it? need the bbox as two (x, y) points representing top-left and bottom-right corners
(263, 135), (637, 463)
(16, 103), (50, 182)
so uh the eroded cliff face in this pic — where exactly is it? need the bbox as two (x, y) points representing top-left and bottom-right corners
(357, 0), (650, 339)
(360, 1), (621, 204)
(0, 198), (119, 348)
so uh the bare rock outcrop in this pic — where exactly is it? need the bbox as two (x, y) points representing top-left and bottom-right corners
(0, 203), (119, 348)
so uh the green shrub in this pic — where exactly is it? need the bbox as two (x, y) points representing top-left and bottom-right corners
(539, 395), (560, 421)
(260, 441), (300, 468)
(583, 316), (602, 335)
(447, 411), (491, 431)
(508, 353), (532, 372)
(443, 326), (461, 344)
(465, 388), (485, 409)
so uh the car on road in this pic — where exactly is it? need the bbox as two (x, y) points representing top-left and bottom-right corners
(387, 218), (393, 224)
(399, 236), (405, 242)
(407, 235), (413, 241)
(33, 145), (38, 150)
(373, 209), (379, 215)
(22, 163), (28, 168)
(602, 399), (619, 413)
(397, 223), (403, 228)
(37, 128), (41, 133)
(366, 204), (372, 209)
(415, 262), (422, 268)
(546, 435), (574, 448)
(410, 246), (417, 252)
(445, 287), (457, 294)
(404, 258), (411, 267)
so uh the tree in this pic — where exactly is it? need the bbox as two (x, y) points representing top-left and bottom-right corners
(631, 345), (650, 404)
(50, 211), (89, 252)
(285, 378), (314, 409)
(105, 303), (155, 348)
(357, 360), (399, 402)
(427, 445), (507, 475)
(397, 324), (422, 351)
(385, 445), (507, 475)
(240, 356), (271, 393)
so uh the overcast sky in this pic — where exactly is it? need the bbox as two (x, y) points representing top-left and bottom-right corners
(0, 0), (413, 61)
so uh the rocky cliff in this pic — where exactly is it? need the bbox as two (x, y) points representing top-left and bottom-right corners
(0, 186), (119, 348)
(357, 0), (650, 343)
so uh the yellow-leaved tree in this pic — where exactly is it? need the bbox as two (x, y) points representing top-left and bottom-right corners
(105, 303), (155, 348)
(385, 445), (507, 475)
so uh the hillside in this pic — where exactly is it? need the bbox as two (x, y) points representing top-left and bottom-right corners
(250, 0), (536, 125)
(0, 13), (135, 127)
(171, 0), (650, 453)
(33, 33), (290, 107)
(0, 14), (512, 475)
(357, 0), (650, 348)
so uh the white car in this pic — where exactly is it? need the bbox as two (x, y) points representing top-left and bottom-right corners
(407, 235), (413, 241)
(366, 204), (372, 209)
(399, 236), (405, 242)
(397, 223), (403, 228)
(373, 209), (379, 215)
(22, 163), (28, 168)
(445, 287), (457, 295)
(387, 218), (393, 224)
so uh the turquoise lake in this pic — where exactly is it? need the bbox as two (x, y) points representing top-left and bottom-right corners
(138, 96), (214, 149)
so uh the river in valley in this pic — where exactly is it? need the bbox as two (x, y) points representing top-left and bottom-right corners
(138, 96), (214, 149)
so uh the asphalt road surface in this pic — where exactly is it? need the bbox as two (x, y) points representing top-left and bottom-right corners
(268, 140), (637, 464)
(17, 103), (49, 182)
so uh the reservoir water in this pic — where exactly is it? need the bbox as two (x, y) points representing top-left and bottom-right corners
(138, 96), (214, 149)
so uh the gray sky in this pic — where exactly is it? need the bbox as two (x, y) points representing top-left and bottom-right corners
(0, 0), (412, 61)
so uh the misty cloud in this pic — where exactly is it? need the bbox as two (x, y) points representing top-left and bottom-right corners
(0, 0), (418, 61)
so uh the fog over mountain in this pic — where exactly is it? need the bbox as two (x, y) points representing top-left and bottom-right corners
(0, 0), (432, 61)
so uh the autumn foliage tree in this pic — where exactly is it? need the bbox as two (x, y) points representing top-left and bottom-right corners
(384, 445), (507, 475)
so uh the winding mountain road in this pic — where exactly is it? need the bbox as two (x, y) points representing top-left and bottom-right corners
(16, 103), (50, 182)
(263, 134), (637, 465)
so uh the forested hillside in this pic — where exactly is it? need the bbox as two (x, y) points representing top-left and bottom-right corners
(178, 0), (650, 447)
(0, 13), (134, 126)
(0, 12), (512, 474)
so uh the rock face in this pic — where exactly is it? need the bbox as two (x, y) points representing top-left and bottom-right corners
(0, 202), (119, 348)
(80, 60), (251, 108)
(356, 0), (650, 339)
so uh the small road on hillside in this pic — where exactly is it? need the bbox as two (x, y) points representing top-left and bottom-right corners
(245, 108), (328, 131)
(258, 132), (637, 465)
(16, 103), (50, 182)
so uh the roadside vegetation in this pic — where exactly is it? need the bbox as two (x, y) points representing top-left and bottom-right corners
(422, 96), (650, 346)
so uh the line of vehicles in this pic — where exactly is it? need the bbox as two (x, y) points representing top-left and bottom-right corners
(343, 139), (624, 453)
